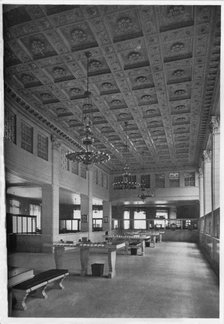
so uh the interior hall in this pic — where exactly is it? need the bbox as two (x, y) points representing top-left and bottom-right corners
(1, 2), (221, 322)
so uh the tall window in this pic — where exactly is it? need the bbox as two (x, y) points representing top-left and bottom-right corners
(37, 133), (48, 161)
(92, 208), (103, 231)
(123, 210), (130, 229)
(59, 208), (81, 233)
(169, 172), (180, 187)
(5, 109), (16, 144)
(155, 173), (165, 188)
(141, 174), (150, 188)
(21, 121), (33, 153)
(72, 208), (81, 231)
(134, 210), (146, 229)
(11, 215), (36, 234)
(71, 161), (79, 175)
(184, 172), (195, 186)
(29, 204), (41, 232)
(112, 219), (119, 229)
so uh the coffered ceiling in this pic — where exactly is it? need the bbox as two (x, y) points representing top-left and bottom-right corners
(3, 4), (220, 174)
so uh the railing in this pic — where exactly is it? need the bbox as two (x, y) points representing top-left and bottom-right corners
(7, 214), (38, 234)
(59, 219), (80, 233)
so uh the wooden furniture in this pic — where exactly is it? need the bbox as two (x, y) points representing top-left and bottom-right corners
(12, 269), (69, 311)
(53, 241), (126, 279)
(8, 267), (34, 288)
(105, 234), (150, 256)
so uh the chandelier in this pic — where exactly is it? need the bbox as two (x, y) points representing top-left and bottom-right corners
(113, 122), (140, 190)
(66, 52), (110, 165)
(138, 180), (155, 201)
(137, 153), (155, 200)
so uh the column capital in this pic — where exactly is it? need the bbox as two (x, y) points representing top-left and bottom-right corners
(210, 116), (220, 134)
(51, 135), (62, 150)
(202, 149), (211, 162)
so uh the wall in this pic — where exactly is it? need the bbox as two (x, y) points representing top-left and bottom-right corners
(177, 205), (199, 219)
(16, 235), (42, 253)
(198, 208), (219, 276)
(110, 170), (199, 204)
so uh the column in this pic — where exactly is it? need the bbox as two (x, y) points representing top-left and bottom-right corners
(80, 194), (89, 233)
(87, 166), (93, 240)
(41, 137), (61, 253)
(103, 200), (112, 232)
(203, 149), (212, 215)
(80, 166), (93, 241)
(198, 167), (204, 217)
(210, 116), (220, 210)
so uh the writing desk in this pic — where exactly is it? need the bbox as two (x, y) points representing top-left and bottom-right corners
(105, 234), (151, 256)
(53, 241), (125, 279)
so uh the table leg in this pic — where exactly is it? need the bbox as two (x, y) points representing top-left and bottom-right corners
(108, 250), (116, 279)
(159, 233), (162, 242)
(80, 247), (89, 276)
(54, 246), (65, 269)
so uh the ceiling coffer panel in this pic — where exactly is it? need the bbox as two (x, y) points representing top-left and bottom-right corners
(3, 4), (220, 173)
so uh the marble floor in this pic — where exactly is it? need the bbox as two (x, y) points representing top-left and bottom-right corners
(6, 241), (220, 320)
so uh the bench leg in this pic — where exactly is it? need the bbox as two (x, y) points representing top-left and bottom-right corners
(13, 290), (29, 311)
(30, 285), (48, 299)
(52, 275), (67, 289)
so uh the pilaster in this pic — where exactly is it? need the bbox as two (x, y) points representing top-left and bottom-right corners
(198, 167), (204, 217)
(203, 149), (212, 215)
(210, 116), (220, 210)
(41, 137), (61, 252)
(103, 200), (112, 232)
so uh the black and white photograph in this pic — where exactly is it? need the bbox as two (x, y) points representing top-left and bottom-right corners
(0, 1), (223, 323)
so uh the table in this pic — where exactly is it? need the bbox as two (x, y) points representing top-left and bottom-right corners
(144, 231), (164, 243)
(53, 241), (126, 279)
(8, 267), (34, 315)
(105, 235), (151, 256)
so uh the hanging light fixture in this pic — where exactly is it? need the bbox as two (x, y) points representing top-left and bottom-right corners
(138, 180), (155, 201)
(137, 153), (155, 200)
(66, 52), (110, 165)
(113, 122), (139, 190)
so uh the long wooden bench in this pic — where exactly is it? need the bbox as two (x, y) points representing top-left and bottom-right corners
(12, 269), (69, 311)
